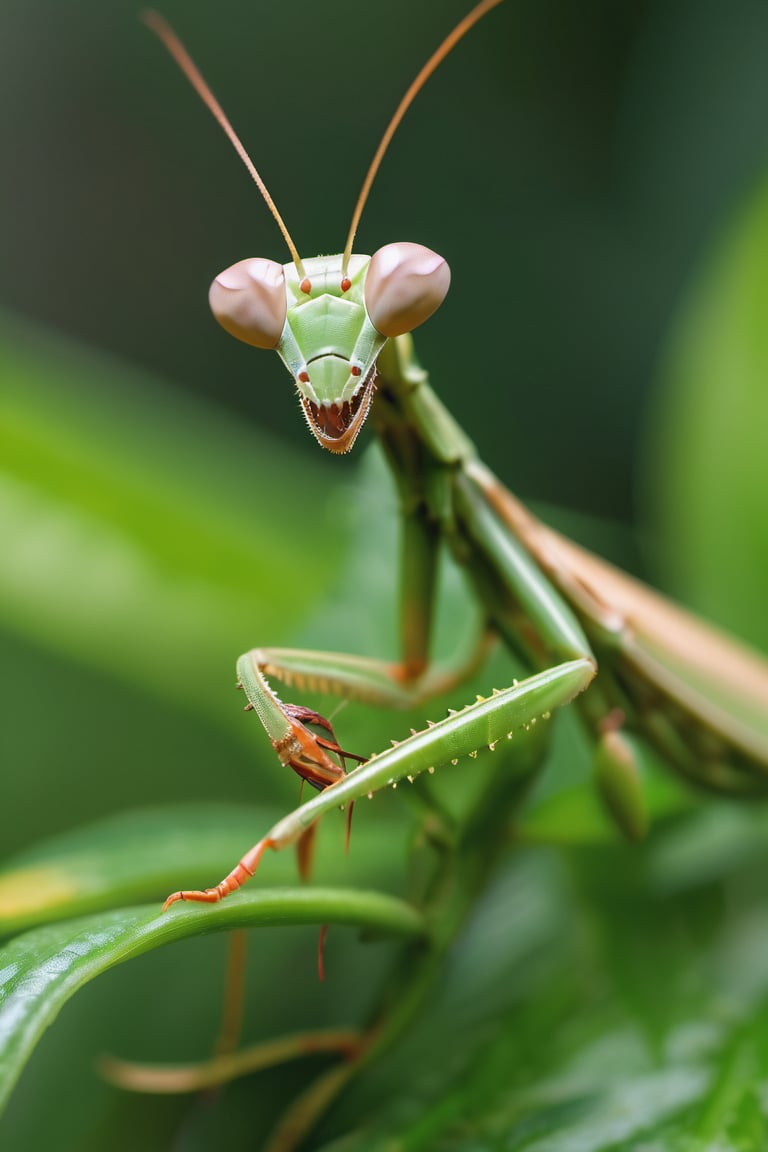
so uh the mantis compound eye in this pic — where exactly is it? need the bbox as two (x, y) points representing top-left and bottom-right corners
(364, 242), (451, 338)
(209, 257), (287, 349)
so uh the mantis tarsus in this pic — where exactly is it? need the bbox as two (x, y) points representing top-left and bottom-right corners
(146, 0), (768, 930)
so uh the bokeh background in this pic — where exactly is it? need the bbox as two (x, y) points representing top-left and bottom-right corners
(3, 0), (768, 513)
(2, 1), (768, 1149)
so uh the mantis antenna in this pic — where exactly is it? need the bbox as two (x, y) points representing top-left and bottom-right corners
(142, 10), (307, 281)
(341, 0), (506, 275)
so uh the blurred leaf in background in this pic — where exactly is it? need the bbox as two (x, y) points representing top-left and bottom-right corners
(645, 176), (768, 654)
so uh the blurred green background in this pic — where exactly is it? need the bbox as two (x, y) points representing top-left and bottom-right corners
(2, 1), (768, 1148)
(3, 0), (768, 513)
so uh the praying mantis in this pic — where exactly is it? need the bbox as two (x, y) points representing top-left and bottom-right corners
(145, 0), (768, 919)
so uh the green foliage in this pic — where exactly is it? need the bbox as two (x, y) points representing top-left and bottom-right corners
(0, 884), (424, 1117)
(1, 169), (768, 1149)
(0, 317), (341, 723)
(647, 177), (768, 653)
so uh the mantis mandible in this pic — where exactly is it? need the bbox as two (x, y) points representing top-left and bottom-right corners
(146, 0), (768, 913)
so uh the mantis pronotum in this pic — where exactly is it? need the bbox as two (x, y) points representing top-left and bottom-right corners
(145, 0), (768, 910)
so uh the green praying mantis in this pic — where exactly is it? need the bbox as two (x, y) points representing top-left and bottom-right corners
(145, 0), (768, 918)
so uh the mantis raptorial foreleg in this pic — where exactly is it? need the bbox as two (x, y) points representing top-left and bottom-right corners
(161, 321), (605, 907)
(162, 656), (595, 908)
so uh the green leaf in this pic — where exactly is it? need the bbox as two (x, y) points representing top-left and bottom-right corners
(325, 836), (768, 1151)
(646, 179), (768, 653)
(0, 889), (425, 1117)
(0, 804), (409, 935)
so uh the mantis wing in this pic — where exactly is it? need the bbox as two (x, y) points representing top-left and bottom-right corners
(470, 462), (768, 778)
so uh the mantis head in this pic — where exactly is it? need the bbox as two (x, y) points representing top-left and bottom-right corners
(145, 0), (501, 451)
(208, 244), (450, 452)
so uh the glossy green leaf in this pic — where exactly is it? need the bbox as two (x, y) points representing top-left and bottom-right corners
(0, 804), (408, 936)
(325, 833), (768, 1150)
(0, 888), (426, 1117)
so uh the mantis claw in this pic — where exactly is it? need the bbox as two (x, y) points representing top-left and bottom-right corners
(276, 708), (363, 878)
(273, 704), (366, 792)
(163, 664), (373, 912)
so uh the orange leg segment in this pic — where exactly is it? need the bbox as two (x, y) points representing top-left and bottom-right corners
(162, 836), (277, 911)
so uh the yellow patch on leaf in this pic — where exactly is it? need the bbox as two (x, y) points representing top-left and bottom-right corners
(0, 866), (79, 920)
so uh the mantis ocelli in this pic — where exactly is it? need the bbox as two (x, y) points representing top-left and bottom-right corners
(143, 0), (768, 919)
